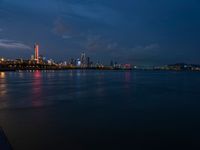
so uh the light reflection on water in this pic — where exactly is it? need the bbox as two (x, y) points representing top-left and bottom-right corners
(0, 72), (7, 96)
(0, 70), (114, 109)
(0, 72), (8, 109)
(31, 71), (43, 108)
(0, 71), (200, 150)
(0, 70), (199, 110)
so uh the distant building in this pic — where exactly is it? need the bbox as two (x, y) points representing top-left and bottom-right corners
(77, 59), (81, 67)
(123, 64), (131, 70)
(47, 59), (55, 65)
(86, 57), (90, 68)
(114, 62), (118, 67)
(80, 52), (86, 67)
(34, 44), (39, 64)
(31, 55), (34, 61)
(70, 58), (76, 66)
(39, 55), (46, 64)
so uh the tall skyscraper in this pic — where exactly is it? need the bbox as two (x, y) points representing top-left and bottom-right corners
(34, 44), (39, 64)
(81, 52), (86, 67)
(86, 57), (90, 68)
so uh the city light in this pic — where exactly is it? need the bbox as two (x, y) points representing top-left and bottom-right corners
(0, 72), (5, 78)
(0, 43), (132, 70)
(34, 44), (39, 64)
(1, 43), (200, 71)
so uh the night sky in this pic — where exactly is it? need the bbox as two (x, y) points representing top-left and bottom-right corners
(0, 0), (200, 65)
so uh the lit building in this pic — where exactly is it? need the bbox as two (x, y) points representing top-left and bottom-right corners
(80, 52), (86, 67)
(31, 55), (34, 61)
(0, 58), (4, 63)
(70, 58), (76, 66)
(47, 59), (55, 65)
(34, 43), (39, 64)
(77, 59), (81, 67)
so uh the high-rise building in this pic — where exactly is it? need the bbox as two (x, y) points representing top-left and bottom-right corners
(77, 59), (81, 67)
(80, 52), (86, 67)
(86, 57), (90, 68)
(34, 44), (39, 64)
(70, 58), (76, 66)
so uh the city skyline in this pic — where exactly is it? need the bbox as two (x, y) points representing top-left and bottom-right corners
(1, 43), (121, 66)
(0, 0), (200, 65)
(1, 42), (200, 72)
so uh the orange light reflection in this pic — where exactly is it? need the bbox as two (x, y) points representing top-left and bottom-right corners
(31, 71), (43, 108)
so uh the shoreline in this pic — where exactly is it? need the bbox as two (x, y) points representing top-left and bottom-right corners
(0, 68), (132, 72)
(1, 68), (200, 72)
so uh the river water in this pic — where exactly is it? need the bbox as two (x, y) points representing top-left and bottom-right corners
(0, 70), (200, 150)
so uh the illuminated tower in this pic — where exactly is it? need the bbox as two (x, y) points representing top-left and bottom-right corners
(34, 44), (39, 64)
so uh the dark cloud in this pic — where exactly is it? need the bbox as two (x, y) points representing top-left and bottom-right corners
(0, 0), (200, 64)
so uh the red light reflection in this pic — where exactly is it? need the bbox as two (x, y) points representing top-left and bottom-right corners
(32, 70), (43, 108)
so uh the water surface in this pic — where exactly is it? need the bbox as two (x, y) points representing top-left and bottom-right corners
(0, 70), (200, 150)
